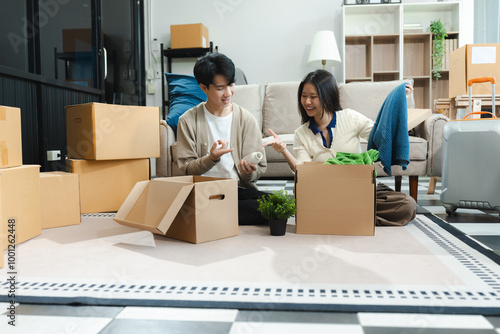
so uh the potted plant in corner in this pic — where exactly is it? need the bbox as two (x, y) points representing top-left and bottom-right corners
(430, 19), (448, 80)
(257, 190), (296, 236)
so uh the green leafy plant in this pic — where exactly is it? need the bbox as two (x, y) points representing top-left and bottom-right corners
(257, 190), (296, 221)
(430, 19), (448, 80)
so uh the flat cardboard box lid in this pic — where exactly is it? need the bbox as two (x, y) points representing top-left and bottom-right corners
(408, 108), (432, 130)
(114, 179), (194, 235)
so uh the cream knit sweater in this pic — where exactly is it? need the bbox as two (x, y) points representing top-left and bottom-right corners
(293, 108), (374, 163)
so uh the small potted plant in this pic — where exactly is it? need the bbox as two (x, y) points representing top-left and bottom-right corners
(430, 19), (448, 80)
(257, 190), (296, 236)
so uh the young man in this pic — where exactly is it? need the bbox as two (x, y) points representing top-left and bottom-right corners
(176, 53), (268, 225)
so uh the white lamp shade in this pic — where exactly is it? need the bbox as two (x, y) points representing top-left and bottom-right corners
(308, 30), (341, 68)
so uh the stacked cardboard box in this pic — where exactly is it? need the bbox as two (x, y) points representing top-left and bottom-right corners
(450, 44), (500, 98)
(39, 172), (81, 229)
(0, 106), (42, 255)
(65, 102), (160, 213)
(170, 23), (209, 49)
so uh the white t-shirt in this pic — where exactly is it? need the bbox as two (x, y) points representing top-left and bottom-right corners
(202, 104), (239, 179)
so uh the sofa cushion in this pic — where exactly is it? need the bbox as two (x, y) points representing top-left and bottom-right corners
(339, 80), (409, 121)
(165, 73), (206, 133)
(232, 84), (262, 130)
(262, 82), (302, 137)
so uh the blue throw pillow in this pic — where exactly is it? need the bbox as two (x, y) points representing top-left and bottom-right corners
(165, 73), (206, 133)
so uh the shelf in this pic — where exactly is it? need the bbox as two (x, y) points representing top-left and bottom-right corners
(373, 35), (399, 73)
(55, 52), (93, 61)
(343, 1), (460, 109)
(374, 72), (400, 82)
(432, 71), (450, 101)
(346, 77), (372, 83)
(345, 36), (371, 80)
(160, 42), (216, 119)
(162, 47), (211, 59)
(344, 4), (400, 36)
(403, 34), (431, 77)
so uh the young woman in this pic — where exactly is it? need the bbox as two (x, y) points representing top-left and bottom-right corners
(264, 70), (416, 226)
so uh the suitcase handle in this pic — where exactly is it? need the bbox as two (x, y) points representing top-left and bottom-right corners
(463, 111), (497, 119)
(468, 77), (496, 115)
(468, 77), (496, 86)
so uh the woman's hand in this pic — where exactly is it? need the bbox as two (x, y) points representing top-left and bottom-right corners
(405, 83), (414, 97)
(262, 129), (286, 153)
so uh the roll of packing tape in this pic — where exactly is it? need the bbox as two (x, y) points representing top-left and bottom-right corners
(243, 152), (263, 165)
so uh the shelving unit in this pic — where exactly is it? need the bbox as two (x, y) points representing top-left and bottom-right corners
(342, 1), (461, 109)
(54, 47), (96, 88)
(160, 42), (216, 119)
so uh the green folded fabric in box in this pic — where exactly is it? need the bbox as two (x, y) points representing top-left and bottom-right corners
(324, 149), (379, 166)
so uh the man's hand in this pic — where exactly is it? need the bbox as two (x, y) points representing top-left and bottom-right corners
(238, 159), (257, 175)
(210, 139), (233, 162)
(262, 128), (286, 153)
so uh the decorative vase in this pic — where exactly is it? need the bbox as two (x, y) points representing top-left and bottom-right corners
(269, 219), (287, 236)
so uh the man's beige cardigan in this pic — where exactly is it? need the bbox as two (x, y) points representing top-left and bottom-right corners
(176, 102), (266, 190)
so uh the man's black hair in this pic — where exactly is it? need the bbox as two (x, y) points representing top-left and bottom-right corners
(193, 52), (235, 88)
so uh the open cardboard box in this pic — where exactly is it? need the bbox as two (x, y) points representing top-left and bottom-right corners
(114, 176), (238, 244)
(295, 162), (376, 236)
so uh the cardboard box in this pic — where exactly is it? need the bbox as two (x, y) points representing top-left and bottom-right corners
(40, 172), (81, 229)
(295, 163), (376, 236)
(67, 158), (150, 214)
(0, 106), (22, 168)
(0, 233), (3, 268)
(114, 176), (238, 244)
(62, 28), (92, 53)
(171, 23), (209, 49)
(1, 165), (42, 250)
(449, 44), (500, 98)
(66, 102), (160, 160)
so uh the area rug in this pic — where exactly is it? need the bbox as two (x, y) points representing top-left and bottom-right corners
(1, 213), (500, 314)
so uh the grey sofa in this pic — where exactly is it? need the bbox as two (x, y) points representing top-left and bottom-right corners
(156, 80), (449, 201)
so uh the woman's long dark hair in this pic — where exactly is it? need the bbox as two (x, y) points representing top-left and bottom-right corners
(297, 70), (342, 124)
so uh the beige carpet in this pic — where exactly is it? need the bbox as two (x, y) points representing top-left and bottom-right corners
(1, 213), (500, 312)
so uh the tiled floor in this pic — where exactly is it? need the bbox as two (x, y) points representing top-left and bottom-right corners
(2, 176), (500, 333)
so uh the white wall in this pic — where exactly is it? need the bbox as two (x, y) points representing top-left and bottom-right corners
(145, 0), (344, 108)
(145, 0), (473, 108)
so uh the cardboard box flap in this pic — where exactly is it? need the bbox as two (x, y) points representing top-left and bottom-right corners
(153, 181), (194, 234)
(114, 179), (194, 235)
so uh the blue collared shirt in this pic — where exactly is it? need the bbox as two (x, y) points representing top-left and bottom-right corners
(308, 113), (337, 148)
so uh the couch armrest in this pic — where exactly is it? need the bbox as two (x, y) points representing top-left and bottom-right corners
(414, 114), (449, 177)
(156, 120), (176, 177)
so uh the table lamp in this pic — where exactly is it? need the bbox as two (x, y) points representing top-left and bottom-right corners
(308, 30), (341, 70)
